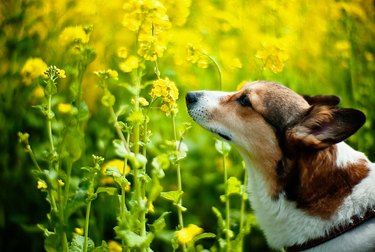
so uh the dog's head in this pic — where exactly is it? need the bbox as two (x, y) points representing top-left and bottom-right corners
(186, 81), (366, 197)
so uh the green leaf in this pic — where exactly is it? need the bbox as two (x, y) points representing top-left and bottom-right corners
(96, 187), (118, 196)
(160, 190), (183, 204)
(113, 176), (131, 189)
(32, 104), (49, 117)
(69, 234), (95, 252)
(113, 139), (130, 158)
(148, 175), (163, 203)
(117, 230), (154, 248)
(152, 154), (170, 170)
(135, 153), (147, 168)
(176, 141), (189, 161)
(63, 128), (84, 161)
(44, 232), (59, 252)
(192, 232), (216, 243)
(148, 212), (171, 232)
(93, 240), (110, 252)
(116, 105), (128, 117)
(44, 79), (57, 96)
(212, 207), (225, 231)
(77, 101), (90, 122)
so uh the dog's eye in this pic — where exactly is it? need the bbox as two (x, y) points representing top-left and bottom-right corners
(238, 95), (251, 107)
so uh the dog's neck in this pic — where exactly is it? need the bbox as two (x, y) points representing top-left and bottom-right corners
(240, 142), (374, 248)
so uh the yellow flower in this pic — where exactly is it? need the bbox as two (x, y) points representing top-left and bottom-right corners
(122, 0), (143, 32)
(119, 56), (139, 73)
(107, 70), (118, 80)
(58, 179), (65, 186)
(365, 51), (374, 62)
(108, 240), (122, 252)
(165, 0), (192, 26)
(334, 40), (351, 58)
(32, 86), (45, 98)
(102, 159), (130, 176)
(74, 227), (84, 236)
(186, 44), (209, 69)
(176, 224), (203, 244)
(117, 47), (128, 59)
(160, 104), (169, 112)
(58, 103), (73, 114)
(59, 26), (90, 47)
(37, 180), (48, 190)
(150, 78), (179, 114)
(95, 69), (118, 81)
(123, 0), (171, 61)
(21, 58), (48, 85)
(256, 40), (289, 74)
(57, 69), (66, 79)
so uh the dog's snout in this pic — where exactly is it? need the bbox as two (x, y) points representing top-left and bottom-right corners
(186, 91), (202, 105)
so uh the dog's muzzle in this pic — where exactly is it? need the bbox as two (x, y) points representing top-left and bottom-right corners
(185, 91), (232, 141)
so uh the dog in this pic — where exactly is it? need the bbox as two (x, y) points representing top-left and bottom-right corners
(186, 81), (375, 251)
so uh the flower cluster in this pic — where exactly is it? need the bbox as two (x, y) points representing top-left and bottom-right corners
(59, 25), (91, 47)
(44, 65), (66, 81)
(21, 58), (48, 85)
(94, 69), (119, 81)
(256, 39), (289, 74)
(186, 43), (209, 68)
(123, 0), (171, 61)
(150, 77), (179, 114)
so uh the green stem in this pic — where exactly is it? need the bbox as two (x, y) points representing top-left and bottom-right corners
(63, 160), (73, 207)
(172, 115), (186, 252)
(132, 69), (147, 251)
(25, 144), (42, 171)
(47, 94), (55, 153)
(57, 185), (68, 252)
(110, 107), (131, 153)
(223, 151), (231, 252)
(204, 53), (222, 90)
(83, 200), (92, 252)
(238, 167), (248, 248)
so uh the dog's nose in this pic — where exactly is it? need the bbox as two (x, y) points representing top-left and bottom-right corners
(186, 91), (200, 105)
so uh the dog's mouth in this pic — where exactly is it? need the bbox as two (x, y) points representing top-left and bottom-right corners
(210, 128), (232, 141)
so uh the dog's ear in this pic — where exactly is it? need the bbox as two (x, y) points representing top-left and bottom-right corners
(302, 95), (341, 106)
(286, 106), (366, 149)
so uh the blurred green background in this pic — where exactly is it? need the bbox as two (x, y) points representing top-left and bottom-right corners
(1, 0), (374, 251)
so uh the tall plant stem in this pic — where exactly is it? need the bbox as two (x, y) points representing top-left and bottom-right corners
(47, 94), (55, 153)
(83, 200), (92, 252)
(223, 152), (231, 252)
(172, 115), (187, 252)
(132, 69), (147, 251)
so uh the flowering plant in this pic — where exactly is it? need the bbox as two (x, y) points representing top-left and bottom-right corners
(1, 0), (374, 251)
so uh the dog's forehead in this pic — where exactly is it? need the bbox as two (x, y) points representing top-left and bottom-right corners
(242, 81), (308, 107)
(242, 81), (310, 127)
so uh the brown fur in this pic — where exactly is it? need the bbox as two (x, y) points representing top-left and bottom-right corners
(284, 146), (369, 219)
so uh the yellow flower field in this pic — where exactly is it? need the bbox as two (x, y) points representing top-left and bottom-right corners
(1, 0), (374, 251)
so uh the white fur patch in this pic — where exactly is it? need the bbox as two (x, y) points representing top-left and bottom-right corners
(336, 142), (369, 168)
